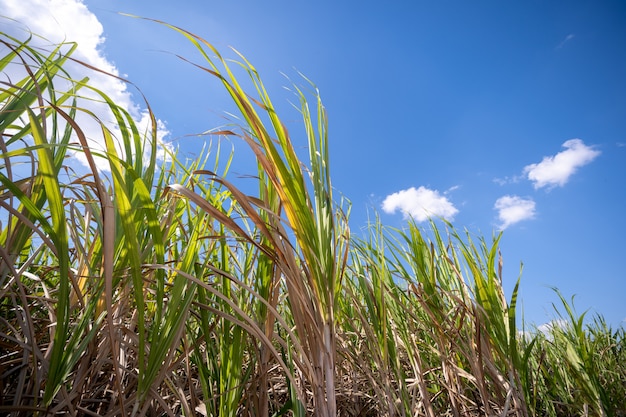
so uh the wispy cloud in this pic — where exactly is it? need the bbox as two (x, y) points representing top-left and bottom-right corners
(382, 186), (458, 222)
(494, 195), (536, 229)
(556, 33), (575, 49)
(523, 139), (600, 190)
(2, 0), (170, 170)
(493, 174), (523, 186)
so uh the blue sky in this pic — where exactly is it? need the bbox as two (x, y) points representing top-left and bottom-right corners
(3, 0), (625, 328)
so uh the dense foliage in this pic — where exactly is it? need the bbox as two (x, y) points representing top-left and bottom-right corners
(1, 24), (624, 416)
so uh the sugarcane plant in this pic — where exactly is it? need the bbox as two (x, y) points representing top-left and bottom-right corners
(1, 22), (625, 417)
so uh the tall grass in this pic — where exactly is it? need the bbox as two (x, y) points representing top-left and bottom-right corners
(1, 24), (624, 416)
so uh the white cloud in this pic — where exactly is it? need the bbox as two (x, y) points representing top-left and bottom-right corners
(1, 0), (170, 170)
(493, 172), (527, 186)
(556, 33), (575, 49)
(494, 195), (536, 229)
(523, 139), (600, 190)
(382, 186), (458, 222)
(537, 319), (568, 335)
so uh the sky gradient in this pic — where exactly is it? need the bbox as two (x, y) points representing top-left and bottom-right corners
(2, 0), (625, 328)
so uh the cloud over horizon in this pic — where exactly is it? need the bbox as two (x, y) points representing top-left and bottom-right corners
(382, 186), (459, 222)
(2, 0), (170, 169)
(494, 195), (536, 229)
(523, 139), (600, 190)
